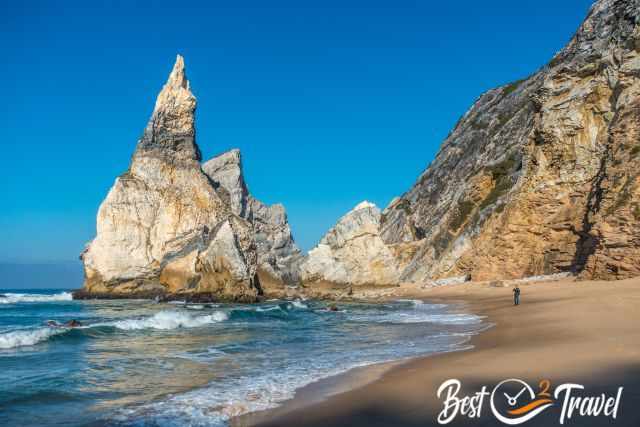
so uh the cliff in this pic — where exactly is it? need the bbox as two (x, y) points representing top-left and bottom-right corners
(379, 0), (640, 282)
(305, 0), (640, 286)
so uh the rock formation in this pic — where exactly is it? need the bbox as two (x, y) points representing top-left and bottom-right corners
(80, 0), (640, 298)
(80, 55), (262, 301)
(377, 0), (640, 282)
(203, 149), (303, 290)
(301, 201), (403, 285)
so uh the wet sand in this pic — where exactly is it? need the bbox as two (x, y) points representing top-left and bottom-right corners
(235, 277), (640, 426)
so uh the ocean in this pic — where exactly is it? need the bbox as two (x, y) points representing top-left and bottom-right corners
(0, 289), (486, 426)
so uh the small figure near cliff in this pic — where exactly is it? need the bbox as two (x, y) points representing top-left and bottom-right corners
(513, 286), (521, 306)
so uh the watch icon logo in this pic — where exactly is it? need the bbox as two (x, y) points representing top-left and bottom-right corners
(490, 379), (554, 425)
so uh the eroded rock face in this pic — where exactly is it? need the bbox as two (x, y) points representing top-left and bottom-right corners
(379, 0), (640, 282)
(80, 56), (260, 301)
(301, 201), (402, 285)
(203, 149), (303, 289)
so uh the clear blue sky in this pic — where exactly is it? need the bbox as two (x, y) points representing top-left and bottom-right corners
(1, 0), (593, 262)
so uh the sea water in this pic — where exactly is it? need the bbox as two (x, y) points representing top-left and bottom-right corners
(0, 289), (486, 426)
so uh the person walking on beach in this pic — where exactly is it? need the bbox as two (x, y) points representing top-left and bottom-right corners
(513, 286), (521, 306)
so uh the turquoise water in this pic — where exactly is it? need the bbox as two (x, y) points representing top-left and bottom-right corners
(0, 289), (485, 426)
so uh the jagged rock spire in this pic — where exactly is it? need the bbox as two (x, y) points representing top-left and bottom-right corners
(202, 148), (304, 287)
(202, 149), (250, 217)
(135, 54), (200, 162)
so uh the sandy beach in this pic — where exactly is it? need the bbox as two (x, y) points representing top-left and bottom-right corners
(237, 277), (640, 426)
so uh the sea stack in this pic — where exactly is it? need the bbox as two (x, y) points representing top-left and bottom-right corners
(79, 55), (261, 301)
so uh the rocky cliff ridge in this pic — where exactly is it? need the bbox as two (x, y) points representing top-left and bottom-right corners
(376, 0), (640, 282)
(304, 0), (640, 286)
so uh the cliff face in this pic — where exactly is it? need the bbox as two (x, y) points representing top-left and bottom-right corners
(81, 0), (639, 297)
(202, 149), (303, 290)
(80, 56), (262, 301)
(378, 0), (640, 282)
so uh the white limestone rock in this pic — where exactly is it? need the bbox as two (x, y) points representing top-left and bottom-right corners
(300, 201), (400, 285)
(80, 55), (260, 301)
(203, 149), (303, 287)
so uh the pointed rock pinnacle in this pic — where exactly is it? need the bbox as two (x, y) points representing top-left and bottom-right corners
(136, 54), (200, 162)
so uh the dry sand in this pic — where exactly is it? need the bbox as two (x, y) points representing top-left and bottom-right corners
(235, 277), (640, 426)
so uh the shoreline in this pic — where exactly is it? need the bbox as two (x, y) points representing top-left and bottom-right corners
(234, 277), (640, 427)
(232, 295), (489, 427)
(233, 301), (487, 425)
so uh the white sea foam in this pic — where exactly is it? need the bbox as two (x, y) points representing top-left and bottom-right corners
(291, 300), (308, 309)
(349, 301), (483, 325)
(174, 347), (228, 362)
(0, 292), (73, 304)
(110, 300), (487, 426)
(396, 300), (448, 312)
(255, 306), (281, 312)
(0, 327), (67, 349)
(118, 357), (378, 427)
(0, 310), (229, 349)
(111, 310), (228, 331)
(349, 311), (483, 325)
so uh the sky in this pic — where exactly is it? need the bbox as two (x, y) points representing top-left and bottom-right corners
(1, 0), (594, 266)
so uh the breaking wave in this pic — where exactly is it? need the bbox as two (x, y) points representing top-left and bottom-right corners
(0, 292), (73, 304)
(291, 300), (308, 309)
(110, 310), (229, 331)
(0, 327), (68, 349)
(0, 310), (230, 349)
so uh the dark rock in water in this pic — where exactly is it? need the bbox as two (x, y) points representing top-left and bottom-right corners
(0, 294), (6, 298)
(72, 288), (166, 301)
(65, 320), (82, 327)
(160, 291), (257, 304)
